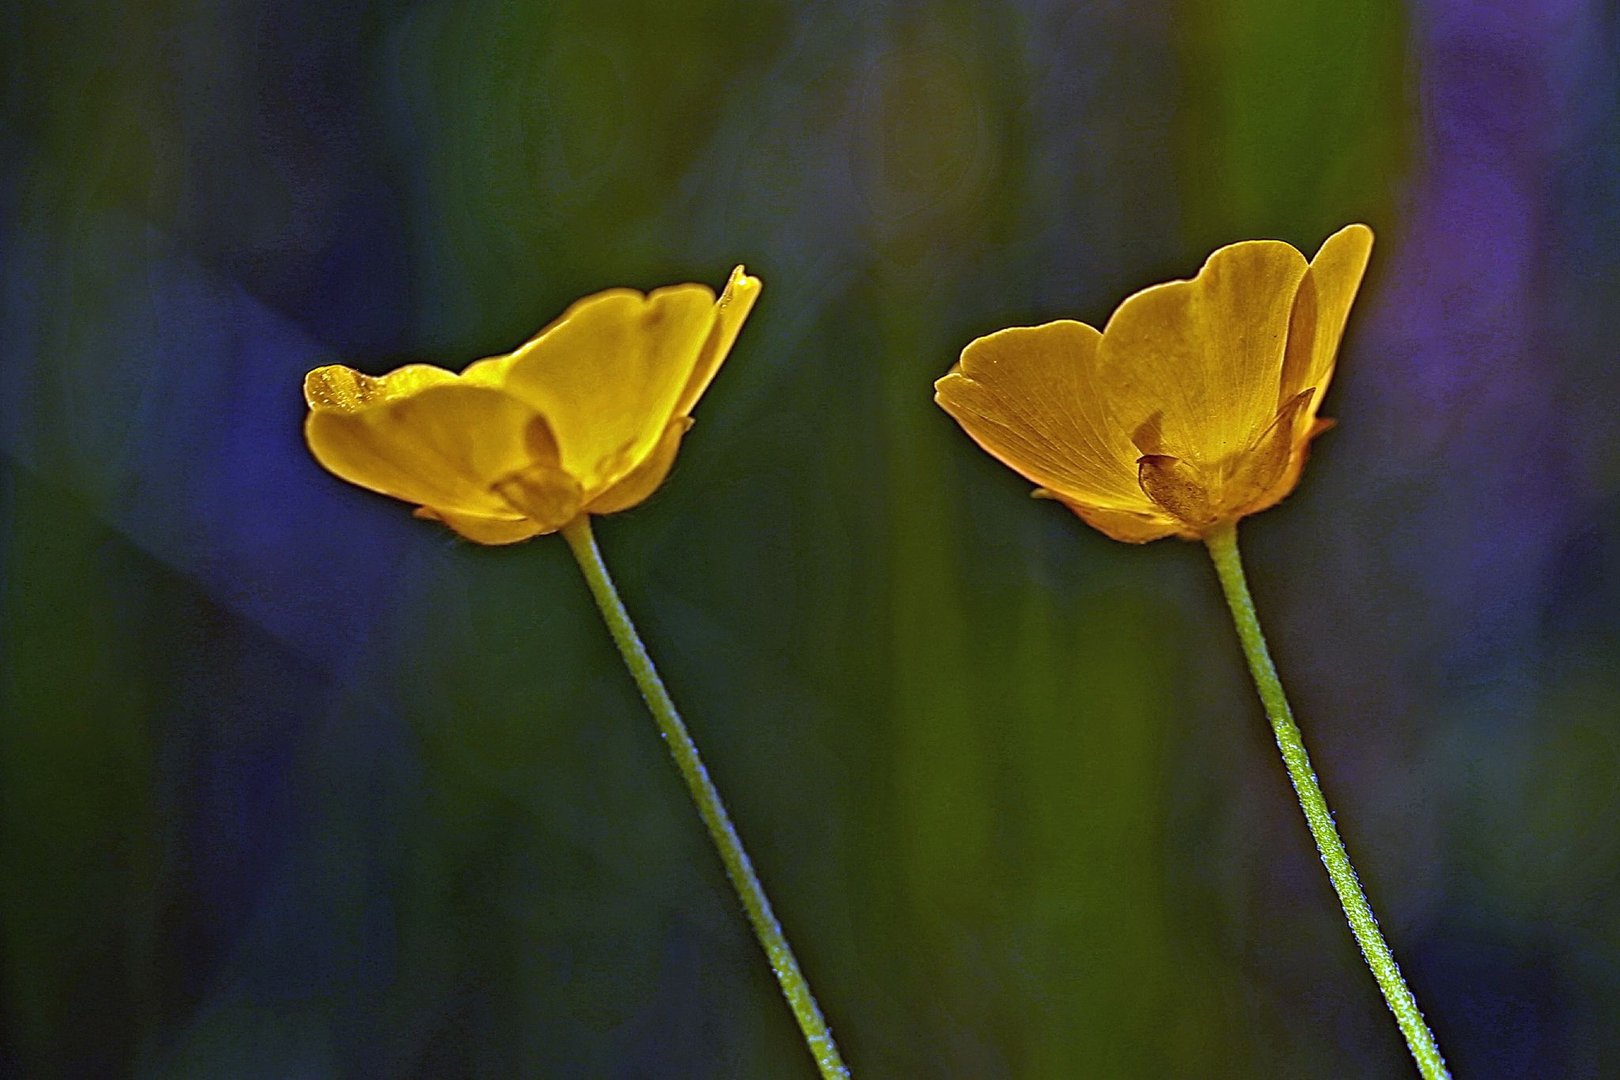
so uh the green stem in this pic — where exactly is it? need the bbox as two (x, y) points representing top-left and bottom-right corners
(560, 515), (851, 1080)
(1203, 521), (1448, 1080)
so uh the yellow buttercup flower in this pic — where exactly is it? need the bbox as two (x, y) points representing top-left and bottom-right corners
(304, 266), (761, 543)
(935, 225), (1373, 542)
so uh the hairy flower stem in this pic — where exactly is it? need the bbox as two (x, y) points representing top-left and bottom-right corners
(1203, 522), (1448, 1080)
(561, 516), (851, 1080)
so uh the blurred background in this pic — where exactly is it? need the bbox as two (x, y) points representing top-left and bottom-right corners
(3, 1), (1619, 1076)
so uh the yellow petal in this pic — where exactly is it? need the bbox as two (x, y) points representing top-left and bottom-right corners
(1221, 387), (1313, 516)
(585, 417), (692, 516)
(672, 266), (762, 419)
(304, 363), (458, 411)
(1050, 497), (1182, 544)
(1137, 454), (1217, 529)
(1096, 239), (1309, 466)
(457, 352), (518, 388)
(1280, 223), (1374, 420)
(490, 461), (584, 533)
(1245, 415), (1334, 520)
(935, 321), (1149, 510)
(304, 381), (555, 519)
(498, 284), (720, 496)
(414, 506), (546, 545)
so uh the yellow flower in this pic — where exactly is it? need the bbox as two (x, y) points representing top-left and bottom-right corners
(935, 225), (1373, 542)
(304, 266), (761, 544)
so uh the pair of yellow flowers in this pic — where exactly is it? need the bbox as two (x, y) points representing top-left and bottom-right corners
(303, 223), (1454, 1080)
(305, 225), (1373, 544)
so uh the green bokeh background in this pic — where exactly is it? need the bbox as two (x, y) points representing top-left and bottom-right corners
(5, 1), (1620, 1077)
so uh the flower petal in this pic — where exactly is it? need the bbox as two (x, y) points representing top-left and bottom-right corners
(1243, 414), (1334, 522)
(1050, 497), (1183, 544)
(491, 461), (584, 533)
(304, 363), (458, 411)
(1280, 223), (1374, 420)
(585, 417), (692, 516)
(1097, 239), (1309, 466)
(304, 382), (555, 519)
(413, 506), (546, 545)
(498, 284), (719, 496)
(673, 266), (761, 419)
(1222, 387), (1314, 516)
(1137, 454), (1217, 530)
(935, 321), (1148, 509)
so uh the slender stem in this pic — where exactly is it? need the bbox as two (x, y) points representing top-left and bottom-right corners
(1203, 521), (1449, 1080)
(560, 515), (851, 1080)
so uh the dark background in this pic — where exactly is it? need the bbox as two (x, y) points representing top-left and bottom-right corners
(4, 1), (1620, 1077)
